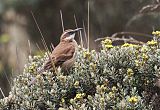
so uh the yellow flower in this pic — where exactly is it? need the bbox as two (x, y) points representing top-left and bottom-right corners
(135, 60), (141, 67)
(83, 51), (91, 60)
(70, 99), (74, 104)
(101, 39), (114, 49)
(32, 62), (36, 67)
(75, 94), (82, 99)
(128, 96), (138, 104)
(108, 92), (114, 98)
(122, 43), (133, 47)
(147, 40), (157, 46)
(100, 98), (105, 103)
(141, 46), (148, 53)
(142, 53), (149, 60)
(152, 31), (160, 36)
(61, 98), (65, 103)
(105, 45), (113, 49)
(28, 65), (36, 73)
(74, 81), (79, 87)
(102, 39), (112, 45)
(90, 62), (96, 71)
(74, 93), (85, 100)
(127, 68), (134, 77)
(101, 85), (107, 92)
(112, 86), (117, 92)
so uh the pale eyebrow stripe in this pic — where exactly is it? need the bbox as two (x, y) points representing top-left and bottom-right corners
(61, 31), (68, 37)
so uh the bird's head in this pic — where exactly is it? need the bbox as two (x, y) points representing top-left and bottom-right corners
(60, 28), (83, 41)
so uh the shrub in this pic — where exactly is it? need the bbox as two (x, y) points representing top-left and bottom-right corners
(0, 32), (160, 110)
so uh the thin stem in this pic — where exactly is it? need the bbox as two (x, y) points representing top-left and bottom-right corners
(74, 14), (83, 47)
(36, 43), (44, 55)
(95, 36), (144, 45)
(87, 1), (90, 51)
(28, 40), (31, 55)
(3, 70), (11, 88)
(50, 43), (55, 51)
(60, 10), (65, 32)
(83, 21), (87, 48)
(0, 88), (5, 98)
(31, 11), (57, 74)
(16, 46), (20, 74)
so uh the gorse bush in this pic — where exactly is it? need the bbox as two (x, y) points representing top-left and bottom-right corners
(0, 32), (160, 110)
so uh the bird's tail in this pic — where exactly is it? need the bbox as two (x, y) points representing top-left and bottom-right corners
(28, 68), (44, 86)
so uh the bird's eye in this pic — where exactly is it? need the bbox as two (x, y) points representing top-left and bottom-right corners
(68, 31), (74, 35)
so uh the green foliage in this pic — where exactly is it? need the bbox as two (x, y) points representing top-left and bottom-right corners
(0, 33), (160, 109)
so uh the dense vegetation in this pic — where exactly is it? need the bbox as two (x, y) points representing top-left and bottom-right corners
(0, 0), (160, 99)
(0, 31), (160, 110)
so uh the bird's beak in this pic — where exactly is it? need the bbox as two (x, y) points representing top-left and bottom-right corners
(73, 28), (83, 32)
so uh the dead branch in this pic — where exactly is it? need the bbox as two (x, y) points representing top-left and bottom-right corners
(95, 31), (153, 45)
(95, 36), (144, 45)
(139, 3), (160, 13)
(110, 32), (153, 38)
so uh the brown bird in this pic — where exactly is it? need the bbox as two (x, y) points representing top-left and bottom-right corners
(29, 28), (83, 86)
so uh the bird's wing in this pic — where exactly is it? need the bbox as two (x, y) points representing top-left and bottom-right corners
(43, 42), (75, 70)
(54, 53), (74, 66)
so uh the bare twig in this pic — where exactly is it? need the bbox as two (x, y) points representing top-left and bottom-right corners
(110, 32), (153, 38)
(87, 1), (90, 51)
(74, 14), (83, 47)
(95, 36), (144, 45)
(16, 46), (20, 74)
(60, 10), (65, 32)
(10, 68), (14, 84)
(156, 0), (160, 3)
(3, 70), (11, 87)
(31, 11), (43, 39)
(79, 31), (83, 47)
(95, 31), (153, 45)
(50, 43), (55, 52)
(41, 38), (57, 74)
(28, 40), (31, 55)
(36, 43), (44, 55)
(31, 11), (57, 74)
(31, 11), (49, 53)
(139, 3), (160, 13)
(0, 88), (5, 98)
(83, 21), (88, 48)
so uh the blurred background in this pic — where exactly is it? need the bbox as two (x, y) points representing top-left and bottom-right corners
(0, 0), (160, 98)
